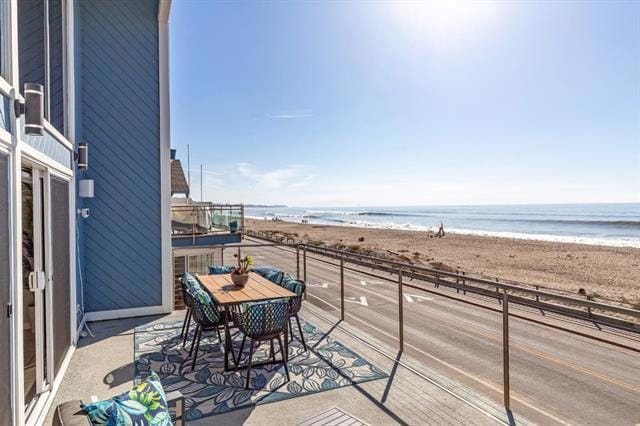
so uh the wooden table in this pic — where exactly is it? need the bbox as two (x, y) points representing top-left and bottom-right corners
(196, 272), (296, 370)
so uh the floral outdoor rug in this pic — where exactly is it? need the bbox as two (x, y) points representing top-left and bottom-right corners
(134, 318), (387, 421)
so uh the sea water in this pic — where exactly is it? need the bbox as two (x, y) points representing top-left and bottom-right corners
(245, 203), (640, 248)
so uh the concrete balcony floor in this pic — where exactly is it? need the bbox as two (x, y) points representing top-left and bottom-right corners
(45, 303), (524, 425)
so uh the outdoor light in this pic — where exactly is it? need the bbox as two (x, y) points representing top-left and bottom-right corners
(14, 83), (45, 136)
(78, 143), (89, 170)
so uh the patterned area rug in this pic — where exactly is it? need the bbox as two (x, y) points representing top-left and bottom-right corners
(134, 319), (387, 421)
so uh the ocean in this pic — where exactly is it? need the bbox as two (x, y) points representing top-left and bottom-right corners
(245, 203), (640, 248)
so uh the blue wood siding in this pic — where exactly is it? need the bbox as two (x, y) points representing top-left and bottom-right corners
(78, 0), (162, 313)
(23, 129), (72, 169)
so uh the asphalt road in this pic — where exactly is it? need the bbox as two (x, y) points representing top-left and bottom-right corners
(232, 241), (640, 425)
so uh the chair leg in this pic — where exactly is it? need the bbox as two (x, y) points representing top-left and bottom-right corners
(276, 334), (290, 382)
(188, 324), (200, 358)
(288, 319), (294, 342)
(191, 326), (203, 371)
(216, 326), (222, 342)
(270, 340), (276, 363)
(181, 310), (192, 348)
(236, 334), (247, 371)
(180, 308), (190, 338)
(295, 315), (307, 351)
(245, 340), (255, 389)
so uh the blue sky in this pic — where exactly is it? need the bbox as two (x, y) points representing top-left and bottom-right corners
(170, 1), (639, 206)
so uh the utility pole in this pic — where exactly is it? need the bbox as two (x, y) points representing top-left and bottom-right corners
(187, 144), (191, 198)
(200, 164), (203, 201)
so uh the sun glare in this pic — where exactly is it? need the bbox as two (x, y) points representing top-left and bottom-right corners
(393, 0), (499, 46)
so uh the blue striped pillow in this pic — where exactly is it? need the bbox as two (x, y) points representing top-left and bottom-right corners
(209, 265), (235, 275)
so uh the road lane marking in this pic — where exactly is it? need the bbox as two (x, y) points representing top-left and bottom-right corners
(344, 296), (368, 306)
(315, 263), (640, 396)
(306, 292), (572, 425)
(257, 244), (640, 397)
(359, 280), (384, 286)
(307, 282), (329, 288)
(405, 293), (434, 303)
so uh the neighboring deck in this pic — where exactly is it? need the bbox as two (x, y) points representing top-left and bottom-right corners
(45, 304), (522, 425)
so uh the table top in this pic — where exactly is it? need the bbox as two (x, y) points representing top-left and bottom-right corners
(196, 272), (296, 306)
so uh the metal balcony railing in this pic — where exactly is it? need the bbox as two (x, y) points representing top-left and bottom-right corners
(171, 204), (244, 237)
(183, 236), (640, 415)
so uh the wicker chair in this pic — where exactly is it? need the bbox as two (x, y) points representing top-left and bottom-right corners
(178, 273), (201, 348)
(188, 290), (226, 371)
(281, 275), (307, 351)
(234, 301), (290, 389)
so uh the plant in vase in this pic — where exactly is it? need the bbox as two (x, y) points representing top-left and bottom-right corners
(231, 255), (254, 287)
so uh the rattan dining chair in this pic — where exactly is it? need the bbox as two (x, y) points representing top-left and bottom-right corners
(179, 273), (201, 348)
(234, 301), (290, 389)
(188, 293), (226, 371)
(281, 275), (307, 351)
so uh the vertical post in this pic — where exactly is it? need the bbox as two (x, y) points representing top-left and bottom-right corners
(303, 246), (307, 282)
(241, 204), (245, 237)
(340, 255), (345, 321)
(462, 271), (466, 295)
(535, 285), (539, 302)
(398, 268), (404, 352)
(191, 208), (196, 245)
(296, 245), (300, 280)
(221, 247), (224, 266)
(503, 289), (510, 410)
(237, 246), (241, 265)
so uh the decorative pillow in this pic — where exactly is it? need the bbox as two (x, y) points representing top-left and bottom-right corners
(81, 371), (170, 425)
(281, 275), (304, 295)
(252, 267), (284, 284)
(182, 272), (200, 290)
(208, 265), (235, 275)
(190, 286), (212, 305)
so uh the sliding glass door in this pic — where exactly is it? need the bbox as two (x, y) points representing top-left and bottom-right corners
(21, 163), (71, 421)
(22, 166), (55, 416)
(0, 154), (11, 424)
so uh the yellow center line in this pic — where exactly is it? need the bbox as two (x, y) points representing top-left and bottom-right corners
(306, 292), (572, 426)
(302, 263), (640, 397)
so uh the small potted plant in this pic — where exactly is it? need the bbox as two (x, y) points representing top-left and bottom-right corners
(231, 255), (254, 287)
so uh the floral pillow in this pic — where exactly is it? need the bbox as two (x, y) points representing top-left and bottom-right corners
(81, 371), (170, 425)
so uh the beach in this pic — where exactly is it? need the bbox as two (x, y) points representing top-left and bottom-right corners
(246, 218), (640, 305)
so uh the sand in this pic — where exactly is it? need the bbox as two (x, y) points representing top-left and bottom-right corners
(246, 218), (640, 306)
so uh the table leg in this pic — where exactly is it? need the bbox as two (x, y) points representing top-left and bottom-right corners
(224, 308), (232, 371)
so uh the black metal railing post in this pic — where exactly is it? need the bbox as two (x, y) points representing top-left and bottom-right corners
(296, 245), (301, 280)
(503, 288), (510, 410)
(303, 246), (307, 282)
(398, 268), (404, 352)
(340, 255), (345, 321)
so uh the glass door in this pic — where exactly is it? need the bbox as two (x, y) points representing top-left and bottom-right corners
(21, 166), (53, 416)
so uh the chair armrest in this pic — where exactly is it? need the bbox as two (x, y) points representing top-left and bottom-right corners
(166, 390), (185, 426)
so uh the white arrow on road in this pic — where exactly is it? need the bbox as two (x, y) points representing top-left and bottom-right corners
(345, 296), (368, 306)
(307, 283), (329, 288)
(404, 294), (433, 303)
(359, 280), (384, 286)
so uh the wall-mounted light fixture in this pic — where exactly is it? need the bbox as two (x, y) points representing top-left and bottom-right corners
(77, 143), (89, 170)
(14, 83), (45, 136)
